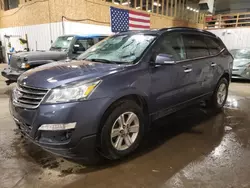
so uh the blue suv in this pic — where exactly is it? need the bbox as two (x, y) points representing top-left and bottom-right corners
(9, 27), (233, 164)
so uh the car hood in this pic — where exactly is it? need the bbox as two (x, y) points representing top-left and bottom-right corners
(18, 60), (126, 88)
(233, 59), (250, 68)
(13, 51), (67, 61)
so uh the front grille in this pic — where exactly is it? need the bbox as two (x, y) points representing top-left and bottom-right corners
(13, 84), (49, 109)
(9, 55), (21, 69)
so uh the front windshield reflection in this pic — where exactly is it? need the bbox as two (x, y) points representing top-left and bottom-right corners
(78, 34), (156, 64)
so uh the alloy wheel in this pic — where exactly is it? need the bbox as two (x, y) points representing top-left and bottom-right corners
(110, 112), (140, 151)
(217, 83), (227, 105)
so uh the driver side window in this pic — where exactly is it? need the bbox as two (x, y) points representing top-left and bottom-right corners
(74, 38), (95, 52)
(152, 33), (186, 61)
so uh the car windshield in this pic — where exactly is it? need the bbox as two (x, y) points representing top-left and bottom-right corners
(50, 36), (74, 50)
(77, 34), (156, 64)
(230, 49), (250, 59)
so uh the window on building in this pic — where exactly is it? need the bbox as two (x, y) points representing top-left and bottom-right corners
(4, 0), (19, 10)
(183, 34), (209, 59)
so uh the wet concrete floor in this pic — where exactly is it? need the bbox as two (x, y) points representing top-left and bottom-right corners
(1, 82), (250, 188)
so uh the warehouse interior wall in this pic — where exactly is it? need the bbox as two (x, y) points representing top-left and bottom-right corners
(0, 0), (204, 51)
(209, 28), (250, 50)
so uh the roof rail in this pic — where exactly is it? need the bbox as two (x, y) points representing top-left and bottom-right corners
(159, 27), (216, 36)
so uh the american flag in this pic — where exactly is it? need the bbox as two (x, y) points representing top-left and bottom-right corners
(110, 6), (150, 32)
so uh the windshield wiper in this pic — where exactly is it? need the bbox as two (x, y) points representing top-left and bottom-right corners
(87, 58), (116, 64)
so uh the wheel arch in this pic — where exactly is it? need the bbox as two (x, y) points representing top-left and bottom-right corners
(98, 93), (150, 134)
(220, 72), (230, 83)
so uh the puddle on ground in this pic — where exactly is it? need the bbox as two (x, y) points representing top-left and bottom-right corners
(2, 92), (250, 188)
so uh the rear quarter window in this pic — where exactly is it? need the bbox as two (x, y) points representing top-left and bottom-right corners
(204, 36), (223, 55)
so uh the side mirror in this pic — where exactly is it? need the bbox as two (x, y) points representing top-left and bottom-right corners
(154, 54), (176, 65)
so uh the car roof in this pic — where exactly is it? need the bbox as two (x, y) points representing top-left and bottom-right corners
(117, 27), (216, 37)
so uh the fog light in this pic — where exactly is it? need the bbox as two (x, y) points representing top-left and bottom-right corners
(38, 123), (76, 131)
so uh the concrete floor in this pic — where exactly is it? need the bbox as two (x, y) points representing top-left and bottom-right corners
(1, 81), (250, 188)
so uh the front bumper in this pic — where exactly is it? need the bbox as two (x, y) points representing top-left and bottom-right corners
(9, 96), (111, 159)
(1, 67), (25, 81)
(15, 122), (98, 160)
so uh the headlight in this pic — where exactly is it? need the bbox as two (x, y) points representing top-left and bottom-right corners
(20, 63), (30, 69)
(44, 80), (101, 103)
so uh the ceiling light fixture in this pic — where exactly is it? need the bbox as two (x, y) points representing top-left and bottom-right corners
(153, 2), (162, 7)
(122, 2), (131, 5)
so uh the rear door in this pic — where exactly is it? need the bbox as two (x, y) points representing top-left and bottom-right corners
(182, 33), (211, 98)
(204, 36), (225, 89)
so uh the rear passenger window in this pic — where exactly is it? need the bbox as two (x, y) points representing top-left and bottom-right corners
(205, 37), (223, 55)
(183, 34), (209, 59)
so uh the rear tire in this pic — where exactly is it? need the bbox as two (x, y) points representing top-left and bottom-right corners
(207, 77), (229, 110)
(99, 100), (145, 160)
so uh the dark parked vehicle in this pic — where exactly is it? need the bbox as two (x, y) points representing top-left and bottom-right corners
(2, 34), (107, 83)
(9, 27), (233, 164)
(230, 48), (250, 80)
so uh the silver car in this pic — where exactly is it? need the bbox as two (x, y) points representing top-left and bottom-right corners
(231, 49), (250, 80)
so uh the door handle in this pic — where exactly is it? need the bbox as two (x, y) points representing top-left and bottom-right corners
(184, 68), (192, 73)
(182, 65), (192, 68)
(154, 64), (162, 68)
(211, 62), (217, 67)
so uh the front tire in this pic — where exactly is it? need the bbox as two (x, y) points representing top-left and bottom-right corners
(99, 100), (145, 160)
(207, 77), (229, 110)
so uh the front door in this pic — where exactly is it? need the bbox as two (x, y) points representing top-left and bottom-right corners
(150, 32), (197, 114)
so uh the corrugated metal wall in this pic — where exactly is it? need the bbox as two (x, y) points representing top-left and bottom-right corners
(0, 21), (112, 62)
(0, 21), (112, 51)
(210, 28), (250, 50)
(0, 22), (63, 51)
(63, 21), (112, 36)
